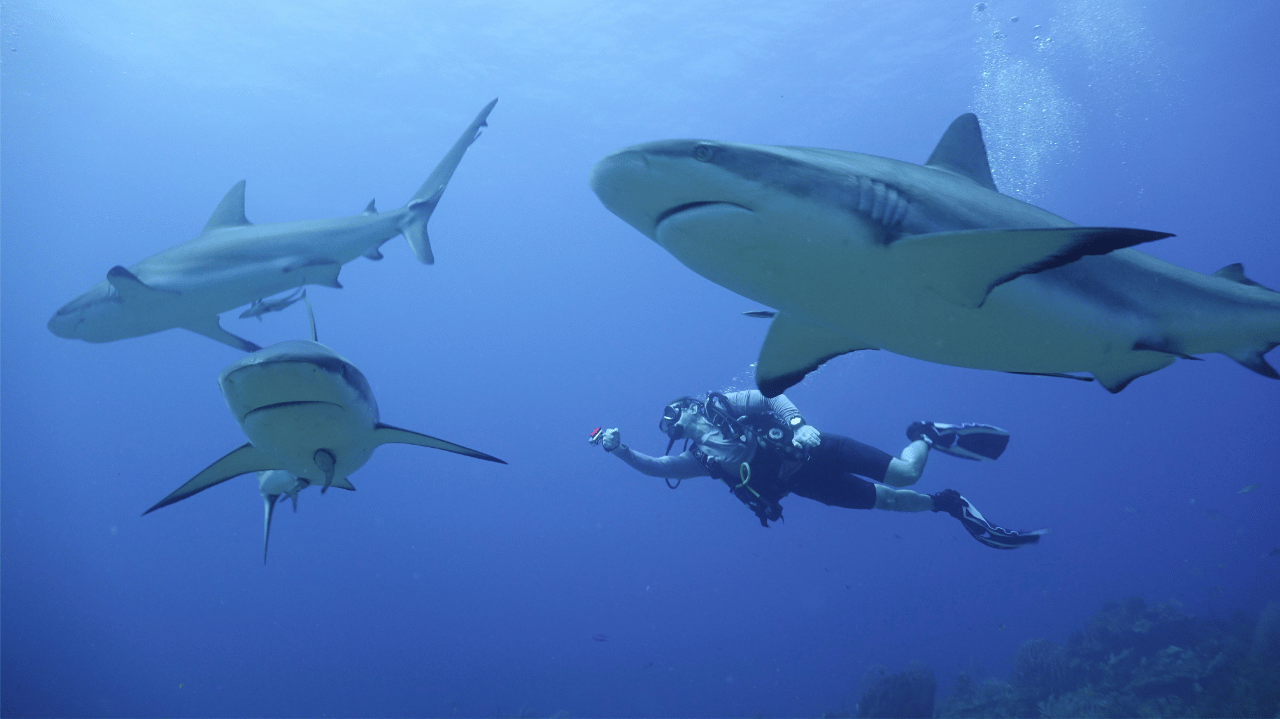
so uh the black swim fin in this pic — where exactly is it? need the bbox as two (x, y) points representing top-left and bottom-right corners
(907, 421), (1009, 461)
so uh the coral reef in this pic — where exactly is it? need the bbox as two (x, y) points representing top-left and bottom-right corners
(934, 596), (1280, 718)
(856, 662), (936, 718)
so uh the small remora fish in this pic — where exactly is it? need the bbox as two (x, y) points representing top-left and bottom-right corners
(239, 288), (306, 321)
(1239, 483), (1260, 494)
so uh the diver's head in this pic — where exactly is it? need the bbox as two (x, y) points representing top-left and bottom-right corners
(659, 396), (705, 453)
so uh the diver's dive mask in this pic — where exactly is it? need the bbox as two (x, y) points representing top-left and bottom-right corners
(659, 397), (701, 454)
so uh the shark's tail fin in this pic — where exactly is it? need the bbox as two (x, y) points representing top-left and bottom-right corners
(401, 98), (497, 264)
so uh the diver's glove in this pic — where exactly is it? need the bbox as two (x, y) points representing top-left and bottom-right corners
(930, 489), (1045, 550)
(793, 424), (821, 448)
(907, 421), (1009, 461)
(599, 428), (622, 453)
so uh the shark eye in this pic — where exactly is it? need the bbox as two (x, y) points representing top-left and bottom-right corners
(692, 144), (716, 162)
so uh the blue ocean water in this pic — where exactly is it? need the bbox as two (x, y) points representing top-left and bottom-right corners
(2, 1), (1277, 716)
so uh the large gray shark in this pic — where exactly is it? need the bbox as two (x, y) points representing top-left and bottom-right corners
(143, 335), (505, 562)
(590, 114), (1280, 394)
(49, 98), (497, 352)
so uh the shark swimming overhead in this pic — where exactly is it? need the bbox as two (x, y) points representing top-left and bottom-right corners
(142, 330), (506, 562)
(590, 114), (1280, 394)
(49, 98), (497, 352)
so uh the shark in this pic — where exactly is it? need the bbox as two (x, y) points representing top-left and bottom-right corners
(49, 98), (498, 352)
(590, 114), (1280, 394)
(239, 288), (306, 321)
(142, 314), (506, 562)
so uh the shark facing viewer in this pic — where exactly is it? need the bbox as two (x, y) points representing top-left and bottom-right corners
(589, 114), (1280, 394)
(143, 334), (506, 563)
(48, 98), (497, 352)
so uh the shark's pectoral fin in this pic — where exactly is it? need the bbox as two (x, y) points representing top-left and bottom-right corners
(373, 423), (507, 464)
(107, 266), (178, 301)
(262, 493), (280, 564)
(144, 443), (277, 515)
(891, 227), (1173, 309)
(201, 180), (252, 233)
(755, 312), (877, 398)
(181, 316), (262, 352)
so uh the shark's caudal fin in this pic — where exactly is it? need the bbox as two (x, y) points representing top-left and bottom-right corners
(889, 227), (1173, 309)
(143, 443), (278, 515)
(401, 98), (498, 264)
(756, 312), (877, 398)
(373, 423), (507, 464)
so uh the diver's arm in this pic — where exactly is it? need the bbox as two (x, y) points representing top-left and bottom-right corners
(612, 446), (709, 479)
(720, 390), (802, 423)
(874, 484), (933, 512)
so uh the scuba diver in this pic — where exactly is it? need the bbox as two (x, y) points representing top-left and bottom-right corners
(591, 390), (1044, 549)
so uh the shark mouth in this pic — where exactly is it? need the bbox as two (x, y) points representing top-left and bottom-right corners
(245, 400), (344, 419)
(655, 201), (752, 228)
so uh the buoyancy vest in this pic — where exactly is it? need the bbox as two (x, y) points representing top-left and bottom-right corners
(690, 392), (809, 527)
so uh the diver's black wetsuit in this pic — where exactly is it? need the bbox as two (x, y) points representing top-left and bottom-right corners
(610, 390), (894, 510)
(787, 434), (892, 509)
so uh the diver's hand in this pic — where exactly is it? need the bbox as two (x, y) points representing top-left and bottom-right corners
(599, 428), (622, 453)
(794, 424), (821, 448)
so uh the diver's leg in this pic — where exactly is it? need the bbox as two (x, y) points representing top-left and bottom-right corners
(873, 484), (933, 511)
(883, 439), (930, 487)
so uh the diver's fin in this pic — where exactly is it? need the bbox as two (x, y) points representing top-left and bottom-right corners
(373, 423), (507, 463)
(888, 227), (1173, 308)
(180, 315), (262, 352)
(755, 312), (876, 398)
(908, 422), (1009, 462)
(924, 113), (998, 192)
(144, 443), (277, 514)
(262, 493), (280, 564)
(956, 494), (1046, 549)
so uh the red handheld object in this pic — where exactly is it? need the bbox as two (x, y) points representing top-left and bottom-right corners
(589, 426), (604, 444)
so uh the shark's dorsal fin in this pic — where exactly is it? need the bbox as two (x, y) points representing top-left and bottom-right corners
(373, 423), (507, 463)
(756, 312), (878, 398)
(202, 180), (252, 233)
(107, 265), (178, 301)
(925, 114), (998, 193)
(363, 199), (377, 215)
(1213, 263), (1276, 292)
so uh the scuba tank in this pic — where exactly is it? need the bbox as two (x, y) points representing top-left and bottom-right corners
(691, 391), (809, 527)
